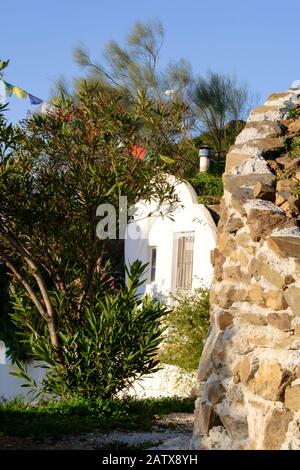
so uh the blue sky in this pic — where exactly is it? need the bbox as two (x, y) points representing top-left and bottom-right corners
(2, 0), (300, 123)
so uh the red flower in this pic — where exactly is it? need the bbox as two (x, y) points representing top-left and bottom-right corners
(130, 145), (146, 160)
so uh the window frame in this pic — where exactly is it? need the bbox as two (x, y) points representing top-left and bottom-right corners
(174, 232), (194, 291)
(149, 246), (157, 283)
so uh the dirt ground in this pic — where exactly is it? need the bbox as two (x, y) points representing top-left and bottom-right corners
(0, 412), (193, 450)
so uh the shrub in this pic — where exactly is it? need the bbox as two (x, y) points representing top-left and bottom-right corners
(285, 136), (300, 160)
(188, 171), (223, 205)
(159, 288), (210, 371)
(288, 107), (300, 120)
(11, 261), (169, 399)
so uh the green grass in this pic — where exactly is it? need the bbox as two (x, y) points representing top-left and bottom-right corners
(0, 396), (194, 440)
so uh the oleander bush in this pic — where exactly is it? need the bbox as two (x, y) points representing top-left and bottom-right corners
(159, 287), (210, 371)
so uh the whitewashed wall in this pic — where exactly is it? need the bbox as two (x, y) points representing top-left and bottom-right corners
(123, 364), (197, 399)
(0, 341), (45, 401)
(125, 178), (217, 300)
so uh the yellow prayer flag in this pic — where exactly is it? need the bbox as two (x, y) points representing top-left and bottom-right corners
(13, 86), (27, 99)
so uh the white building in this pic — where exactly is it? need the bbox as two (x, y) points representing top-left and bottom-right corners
(0, 340), (44, 401)
(125, 176), (217, 302)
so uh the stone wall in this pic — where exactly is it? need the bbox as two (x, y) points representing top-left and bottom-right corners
(192, 89), (300, 450)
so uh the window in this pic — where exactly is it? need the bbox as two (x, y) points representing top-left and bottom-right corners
(150, 247), (157, 282)
(175, 233), (194, 290)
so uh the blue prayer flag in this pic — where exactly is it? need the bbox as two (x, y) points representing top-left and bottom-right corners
(28, 94), (43, 105)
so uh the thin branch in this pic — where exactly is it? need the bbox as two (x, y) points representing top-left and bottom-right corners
(89, 62), (124, 89)
(1, 252), (47, 320)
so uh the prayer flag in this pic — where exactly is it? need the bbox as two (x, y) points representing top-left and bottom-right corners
(28, 94), (43, 105)
(12, 86), (28, 99)
(3, 81), (13, 97)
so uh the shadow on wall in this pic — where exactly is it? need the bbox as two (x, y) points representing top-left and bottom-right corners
(145, 282), (168, 304)
(0, 340), (45, 402)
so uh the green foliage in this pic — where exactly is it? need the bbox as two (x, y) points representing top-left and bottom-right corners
(190, 72), (250, 158)
(0, 59), (9, 77)
(187, 171), (223, 204)
(288, 107), (300, 120)
(74, 20), (192, 100)
(193, 120), (246, 159)
(0, 396), (194, 439)
(159, 288), (210, 371)
(0, 77), (189, 384)
(285, 136), (300, 159)
(292, 183), (300, 195)
(11, 261), (169, 399)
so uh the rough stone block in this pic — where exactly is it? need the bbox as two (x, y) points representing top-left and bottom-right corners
(232, 155), (271, 176)
(231, 187), (254, 215)
(275, 192), (288, 206)
(267, 312), (292, 330)
(223, 265), (242, 282)
(276, 178), (298, 192)
(265, 291), (289, 311)
(285, 385), (300, 411)
(216, 285), (248, 308)
(223, 174), (274, 197)
(225, 152), (252, 175)
(206, 380), (225, 405)
(247, 361), (286, 401)
(216, 402), (248, 441)
(284, 287), (300, 316)
(193, 399), (219, 436)
(247, 283), (264, 305)
(197, 328), (219, 382)
(245, 200), (287, 241)
(237, 248), (249, 267)
(260, 258), (288, 289)
(217, 311), (233, 330)
(250, 255), (287, 288)
(262, 408), (293, 450)
(252, 181), (275, 202)
(225, 214), (244, 233)
(296, 365), (300, 378)
(249, 257), (262, 281)
(248, 105), (287, 122)
(266, 92), (294, 103)
(285, 156), (300, 172)
(240, 312), (267, 326)
(248, 398), (293, 450)
(276, 155), (293, 167)
(268, 234), (300, 258)
(235, 121), (285, 145)
(234, 356), (259, 384)
(287, 119), (300, 135)
(288, 194), (300, 215)
(217, 234), (237, 256)
(211, 248), (225, 281)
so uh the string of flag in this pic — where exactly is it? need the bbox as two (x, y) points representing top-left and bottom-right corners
(0, 79), (44, 105)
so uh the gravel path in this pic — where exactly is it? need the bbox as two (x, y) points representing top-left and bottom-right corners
(0, 413), (193, 450)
